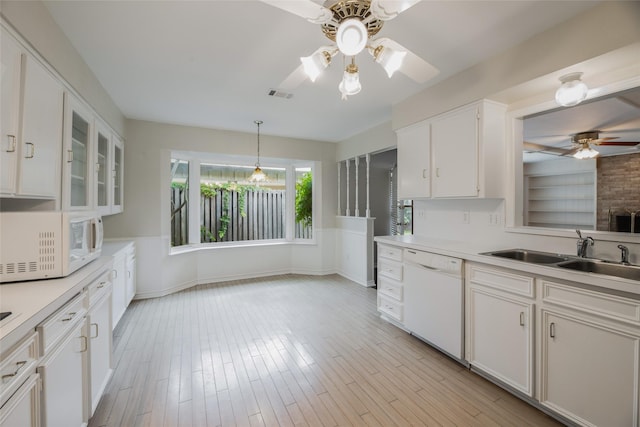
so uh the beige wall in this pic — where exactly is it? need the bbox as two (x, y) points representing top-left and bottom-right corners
(392, 1), (640, 129)
(1, 1), (125, 135)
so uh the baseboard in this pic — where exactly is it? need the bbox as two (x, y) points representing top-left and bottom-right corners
(133, 279), (197, 300)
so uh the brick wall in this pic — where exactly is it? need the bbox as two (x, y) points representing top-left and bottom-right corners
(597, 152), (640, 231)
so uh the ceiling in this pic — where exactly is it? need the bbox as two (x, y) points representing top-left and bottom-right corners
(523, 86), (640, 162)
(44, 0), (600, 142)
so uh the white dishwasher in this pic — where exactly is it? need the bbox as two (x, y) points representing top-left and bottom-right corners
(403, 248), (464, 360)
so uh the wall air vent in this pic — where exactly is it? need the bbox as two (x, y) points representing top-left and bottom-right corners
(268, 89), (293, 99)
(39, 231), (56, 272)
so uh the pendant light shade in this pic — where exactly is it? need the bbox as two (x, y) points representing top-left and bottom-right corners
(250, 120), (267, 182)
(573, 144), (599, 160)
(338, 60), (361, 100)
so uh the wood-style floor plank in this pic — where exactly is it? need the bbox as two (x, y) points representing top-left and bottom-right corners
(89, 274), (562, 427)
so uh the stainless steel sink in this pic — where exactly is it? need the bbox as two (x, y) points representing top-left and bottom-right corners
(556, 260), (640, 281)
(484, 249), (570, 264)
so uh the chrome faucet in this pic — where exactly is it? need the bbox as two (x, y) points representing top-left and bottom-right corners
(576, 229), (594, 258)
(618, 244), (630, 265)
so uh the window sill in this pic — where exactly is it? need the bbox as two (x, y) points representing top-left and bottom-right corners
(170, 238), (316, 255)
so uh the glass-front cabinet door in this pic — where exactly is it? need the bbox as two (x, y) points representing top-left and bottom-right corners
(95, 120), (111, 215)
(63, 93), (93, 210)
(112, 134), (124, 214)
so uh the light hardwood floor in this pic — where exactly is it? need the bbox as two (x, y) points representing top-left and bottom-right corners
(89, 274), (563, 427)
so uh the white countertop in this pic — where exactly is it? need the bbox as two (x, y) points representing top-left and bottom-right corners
(375, 235), (640, 297)
(0, 257), (113, 353)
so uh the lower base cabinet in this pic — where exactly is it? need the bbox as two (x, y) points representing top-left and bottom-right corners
(38, 319), (86, 427)
(540, 309), (640, 427)
(88, 288), (113, 416)
(0, 373), (40, 427)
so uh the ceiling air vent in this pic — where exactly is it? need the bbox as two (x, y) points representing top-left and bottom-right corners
(268, 89), (293, 99)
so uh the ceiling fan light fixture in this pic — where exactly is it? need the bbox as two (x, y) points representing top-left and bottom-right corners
(372, 44), (407, 78)
(555, 72), (588, 107)
(301, 49), (332, 82)
(338, 62), (361, 99)
(573, 144), (599, 160)
(336, 18), (368, 56)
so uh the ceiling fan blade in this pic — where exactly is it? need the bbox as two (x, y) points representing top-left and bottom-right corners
(277, 63), (308, 92)
(259, 0), (333, 24)
(374, 38), (438, 83)
(593, 140), (640, 146)
(370, 0), (421, 20)
(523, 141), (575, 156)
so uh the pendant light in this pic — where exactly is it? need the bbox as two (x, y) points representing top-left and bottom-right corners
(250, 120), (267, 182)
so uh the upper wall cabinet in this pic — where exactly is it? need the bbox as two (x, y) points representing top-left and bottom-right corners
(1, 28), (64, 199)
(111, 134), (124, 214)
(94, 121), (124, 215)
(62, 94), (94, 210)
(431, 100), (506, 199)
(397, 120), (431, 199)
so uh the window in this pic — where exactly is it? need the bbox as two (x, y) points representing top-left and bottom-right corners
(170, 153), (313, 248)
(170, 159), (189, 247)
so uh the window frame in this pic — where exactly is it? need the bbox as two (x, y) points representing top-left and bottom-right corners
(170, 151), (315, 252)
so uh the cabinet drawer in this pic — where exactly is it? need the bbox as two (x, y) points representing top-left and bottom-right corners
(37, 293), (87, 356)
(378, 244), (403, 262)
(378, 294), (403, 322)
(87, 270), (112, 309)
(0, 332), (38, 407)
(541, 280), (640, 325)
(378, 259), (403, 281)
(378, 276), (403, 302)
(468, 264), (534, 298)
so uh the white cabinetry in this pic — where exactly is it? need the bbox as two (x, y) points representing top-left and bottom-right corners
(37, 294), (88, 427)
(94, 122), (124, 215)
(396, 121), (430, 199)
(0, 333), (40, 427)
(0, 28), (64, 199)
(466, 264), (534, 396)
(86, 271), (113, 417)
(63, 94), (94, 210)
(376, 244), (404, 324)
(111, 135), (124, 214)
(430, 100), (505, 198)
(103, 241), (136, 329)
(539, 280), (640, 426)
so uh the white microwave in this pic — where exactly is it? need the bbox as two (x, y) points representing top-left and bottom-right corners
(0, 211), (103, 283)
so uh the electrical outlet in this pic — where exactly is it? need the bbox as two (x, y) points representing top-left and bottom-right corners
(488, 213), (501, 226)
(462, 211), (470, 224)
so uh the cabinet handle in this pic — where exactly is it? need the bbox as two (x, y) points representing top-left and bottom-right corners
(422, 169), (427, 179)
(549, 322), (556, 338)
(97, 282), (105, 289)
(90, 322), (99, 339)
(24, 142), (34, 158)
(6, 135), (16, 152)
(61, 312), (77, 322)
(1, 360), (27, 381)
(67, 149), (74, 163)
(436, 167), (440, 178)
(112, 269), (118, 279)
(519, 312), (525, 326)
(80, 336), (88, 352)
(95, 162), (100, 172)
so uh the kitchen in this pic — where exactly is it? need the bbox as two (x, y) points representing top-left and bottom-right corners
(1, 1), (640, 426)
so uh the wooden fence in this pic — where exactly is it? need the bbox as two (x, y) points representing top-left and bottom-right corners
(171, 187), (311, 246)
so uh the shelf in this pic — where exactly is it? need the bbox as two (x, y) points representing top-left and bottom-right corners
(528, 210), (593, 213)
(528, 197), (593, 201)
(71, 174), (86, 182)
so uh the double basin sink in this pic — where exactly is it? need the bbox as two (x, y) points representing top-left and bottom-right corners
(483, 249), (640, 281)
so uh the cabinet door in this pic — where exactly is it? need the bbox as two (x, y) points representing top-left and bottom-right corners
(540, 310), (640, 427)
(95, 121), (111, 215)
(0, 30), (22, 195)
(111, 135), (124, 214)
(396, 121), (430, 199)
(125, 251), (136, 304)
(111, 255), (127, 329)
(431, 104), (478, 198)
(63, 94), (93, 209)
(88, 293), (112, 416)
(19, 55), (63, 198)
(38, 320), (86, 427)
(0, 373), (40, 427)
(468, 287), (533, 395)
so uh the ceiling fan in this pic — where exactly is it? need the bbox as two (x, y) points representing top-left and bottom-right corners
(524, 130), (640, 159)
(261, 0), (439, 99)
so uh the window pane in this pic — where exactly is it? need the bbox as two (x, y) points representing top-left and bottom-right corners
(171, 159), (189, 247)
(200, 163), (287, 243)
(295, 167), (313, 239)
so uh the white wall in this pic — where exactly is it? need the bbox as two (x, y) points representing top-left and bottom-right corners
(103, 119), (339, 298)
(0, 1), (125, 136)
